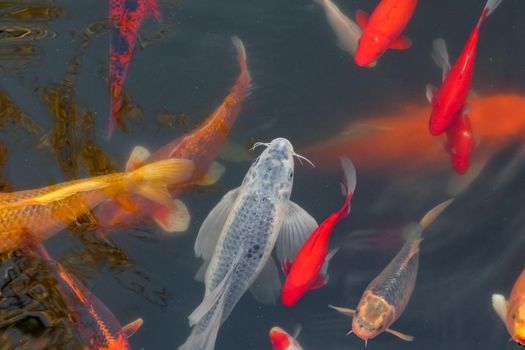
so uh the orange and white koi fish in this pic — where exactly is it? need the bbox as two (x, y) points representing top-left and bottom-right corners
(492, 268), (525, 346)
(301, 93), (525, 175)
(269, 326), (304, 350)
(354, 0), (417, 67)
(32, 243), (142, 350)
(281, 157), (356, 306)
(426, 0), (504, 136)
(0, 158), (193, 252)
(96, 36), (251, 233)
(315, 0), (376, 67)
(329, 199), (453, 344)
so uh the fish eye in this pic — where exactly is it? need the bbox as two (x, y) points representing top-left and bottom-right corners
(288, 171), (293, 180)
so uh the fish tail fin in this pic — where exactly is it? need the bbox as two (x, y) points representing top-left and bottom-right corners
(431, 38), (450, 81)
(125, 159), (194, 209)
(339, 156), (356, 215)
(145, 0), (161, 19)
(179, 302), (225, 350)
(231, 36), (252, 89)
(479, 0), (504, 24)
(402, 198), (454, 242)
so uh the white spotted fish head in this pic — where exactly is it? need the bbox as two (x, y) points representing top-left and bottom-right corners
(243, 138), (295, 201)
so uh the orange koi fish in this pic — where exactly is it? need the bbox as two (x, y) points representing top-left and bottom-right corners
(108, 0), (160, 138)
(329, 199), (453, 344)
(281, 157), (356, 306)
(426, 0), (504, 136)
(302, 93), (525, 175)
(96, 36), (252, 233)
(492, 269), (525, 346)
(0, 158), (193, 252)
(354, 0), (417, 67)
(270, 326), (304, 350)
(32, 243), (142, 350)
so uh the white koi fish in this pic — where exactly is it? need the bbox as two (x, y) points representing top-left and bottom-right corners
(179, 138), (317, 350)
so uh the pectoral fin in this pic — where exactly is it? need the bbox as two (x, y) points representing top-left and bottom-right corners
(152, 199), (190, 233)
(249, 257), (281, 304)
(275, 201), (318, 266)
(194, 162), (225, 186)
(491, 294), (508, 323)
(426, 84), (438, 104)
(125, 146), (151, 171)
(328, 304), (355, 317)
(390, 35), (412, 50)
(194, 188), (239, 260)
(122, 318), (143, 338)
(355, 10), (369, 29)
(385, 328), (414, 341)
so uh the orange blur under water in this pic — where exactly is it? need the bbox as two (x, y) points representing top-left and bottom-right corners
(302, 93), (525, 174)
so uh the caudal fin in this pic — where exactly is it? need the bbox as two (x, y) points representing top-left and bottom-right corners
(479, 0), (504, 25)
(231, 36), (252, 89)
(126, 159), (194, 209)
(339, 156), (356, 214)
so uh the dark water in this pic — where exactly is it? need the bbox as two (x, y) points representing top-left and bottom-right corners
(0, 0), (525, 349)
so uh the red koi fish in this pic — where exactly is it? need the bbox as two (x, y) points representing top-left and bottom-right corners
(353, 0), (417, 67)
(31, 243), (142, 350)
(445, 112), (474, 175)
(281, 157), (356, 306)
(108, 0), (160, 138)
(430, 38), (475, 175)
(426, 0), (504, 136)
(97, 36), (252, 233)
(270, 326), (304, 350)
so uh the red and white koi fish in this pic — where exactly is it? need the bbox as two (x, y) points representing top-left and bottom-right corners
(108, 0), (160, 138)
(97, 36), (251, 233)
(269, 326), (304, 350)
(354, 0), (417, 67)
(31, 243), (142, 350)
(426, 0), (504, 136)
(281, 157), (356, 306)
(430, 38), (475, 175)
(329, 199), (453, 344)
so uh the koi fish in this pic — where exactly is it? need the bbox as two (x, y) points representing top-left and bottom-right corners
(492, 268), (525, 346)
(269, 326), (304, 350)
(281, 157), (356, 306)
(31, 243), (142, 350)
(329, 199), (453, 344)
(301, 93), (525, 175)
(315, 0), (376, 67)
(108, 0), (160, 138)
(426, 0), (504, 136)
(430, 38), (475, 175)
(180, 138), (317, 350)
(97, 36), (251, 233)
(353, 0), (417, 67)
(0, 158), (193, 252)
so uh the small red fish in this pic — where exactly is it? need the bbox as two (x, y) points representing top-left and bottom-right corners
(354, 0), (417, 67)
(445, 112), (474, 175)
(281, 157), (356, 307)
(269, 326), (304, 350)
(108, 0), (160, 138)
(31, 243), (142, 350)
(426, 0), (504, 136)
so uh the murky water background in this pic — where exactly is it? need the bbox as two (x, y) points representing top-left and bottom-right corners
(0, 0), (525, 349)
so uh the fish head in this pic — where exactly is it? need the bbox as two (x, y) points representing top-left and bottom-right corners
(351, 293), (395, 341)
(512, 304), (525, 346)
(354, 30), (388, 67)
(245, 138), (295, 201)
(269, 327), (292, 350)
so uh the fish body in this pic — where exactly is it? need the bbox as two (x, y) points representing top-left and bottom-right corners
(354, 0), (416, 67)
(0, 158), (193, 252)
(32, 244), (142, 350)
(330, 199), (453, 342)
(427, 0), (504, 136)
(281, 157), (356, 306)
(492, 269), (525, 346)
(315, 0), (375, 67)
(97, 37), (251, 233)
(269, 327), (303, 350)
(180, 138), (317, 350)
(108, 0), (160, 138)
(445, 112), (474, 175)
